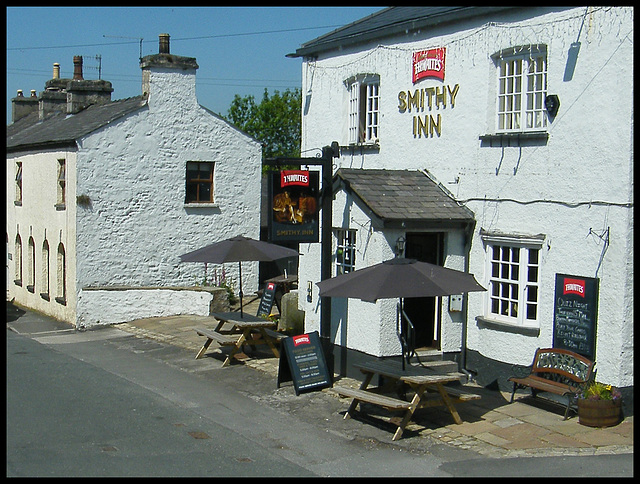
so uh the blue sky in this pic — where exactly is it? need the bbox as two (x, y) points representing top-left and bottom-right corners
(6, 6), (384, 124)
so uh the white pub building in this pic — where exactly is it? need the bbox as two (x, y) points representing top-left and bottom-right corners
(289, 7), (633, 403)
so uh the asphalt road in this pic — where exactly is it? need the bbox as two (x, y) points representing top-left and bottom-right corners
(6, 304), (634, 477)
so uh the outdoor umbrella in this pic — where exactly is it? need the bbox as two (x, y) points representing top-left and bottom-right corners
(316, 257), (485, 368)
(180, 235), (299, 317)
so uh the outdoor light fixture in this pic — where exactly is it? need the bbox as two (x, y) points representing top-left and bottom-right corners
(395, 236), (406, 257)
(545, 94), (560, 118)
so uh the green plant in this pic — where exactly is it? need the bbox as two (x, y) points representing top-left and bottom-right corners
(580, 381), (622, 401)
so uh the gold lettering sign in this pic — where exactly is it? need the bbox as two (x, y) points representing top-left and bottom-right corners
(398, 84), (459, 138)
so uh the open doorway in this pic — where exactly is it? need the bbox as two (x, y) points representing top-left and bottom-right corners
(403, 232), (443, 350)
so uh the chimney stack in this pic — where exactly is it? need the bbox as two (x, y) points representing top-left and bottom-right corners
(11, 89), (39, 123)
(73, 56), (83, 80)
(159, 33), (170, 54)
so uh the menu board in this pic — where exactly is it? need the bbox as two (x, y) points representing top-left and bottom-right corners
(256, 282), (277, 318)
(277, 331), (332, 395)
(552, 273), (599, 360)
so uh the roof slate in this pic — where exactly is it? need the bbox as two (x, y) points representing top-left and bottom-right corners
(334, 168), (473, 226)
(6, 95), (148, 152)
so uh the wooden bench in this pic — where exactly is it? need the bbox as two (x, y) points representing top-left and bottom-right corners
(508, 347), (595, 419)
(194, 328), (237, 359)
(332, 386), (413, 411)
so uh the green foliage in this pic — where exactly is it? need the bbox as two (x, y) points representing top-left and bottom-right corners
(224, 88), (301, 160)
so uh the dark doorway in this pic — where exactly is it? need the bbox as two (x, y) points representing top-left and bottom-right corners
(403, 232), (443, 350)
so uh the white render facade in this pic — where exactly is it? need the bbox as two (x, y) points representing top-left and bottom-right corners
(7, 36), (263, 328)
(294, 7), (633, 391)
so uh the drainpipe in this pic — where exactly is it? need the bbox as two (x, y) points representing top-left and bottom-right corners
(459, 221), (475, 383)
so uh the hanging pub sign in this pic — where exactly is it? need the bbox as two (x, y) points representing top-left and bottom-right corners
(269, 170), (319, 243)
(412, 47), (446, 83)
(552, 273), (599, 361)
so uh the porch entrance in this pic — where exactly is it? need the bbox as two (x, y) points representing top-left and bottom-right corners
(403, 232), (443, 350)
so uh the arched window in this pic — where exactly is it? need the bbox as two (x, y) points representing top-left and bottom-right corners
(27, 237), (35, 292)
(56, 243), (66, 305)
(14, 234), (22, 286)
(41, 240), (50, 300)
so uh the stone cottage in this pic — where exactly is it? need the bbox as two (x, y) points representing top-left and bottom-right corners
(7, 34), (263, 328)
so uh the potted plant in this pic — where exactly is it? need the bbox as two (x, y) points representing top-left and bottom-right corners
(576, 381), (622, 427)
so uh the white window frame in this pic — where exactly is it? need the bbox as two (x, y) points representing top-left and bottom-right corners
(482, 233), (543, 329)
(346, 74), (380, 145)
(334, 228), (357, 275)
(493, 45), (547, 133)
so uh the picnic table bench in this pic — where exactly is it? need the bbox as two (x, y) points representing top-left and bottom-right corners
(194, 312), (284, 367)
(331, 359), (480, 441)
(508, 347), (595, 419)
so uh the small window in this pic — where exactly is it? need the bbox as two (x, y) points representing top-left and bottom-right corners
(483, 234), (542, 328)
(185, 161), (214, 203)
(347, 74), (380, 145)
(56, 159), (66, 208)
(494, 45), (547, 133)
(14, 234), (22, 286)
(15, 162), (22, 204)
(41, 240), (50, 300)
(27, 237), (35, 293)
(334, 229), (357, 275)
(56, 242), (66, 305)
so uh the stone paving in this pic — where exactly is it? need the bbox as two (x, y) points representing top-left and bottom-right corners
(113, 305), (633, 459)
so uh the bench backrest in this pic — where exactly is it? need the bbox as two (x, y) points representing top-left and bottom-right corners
(531, 348), (595, 385)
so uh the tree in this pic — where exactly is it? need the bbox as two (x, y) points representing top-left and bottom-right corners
(224, 88), (301, 159)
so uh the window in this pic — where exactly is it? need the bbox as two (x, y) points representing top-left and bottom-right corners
(14, 234), (22, 286)
(483, 234), (542, 328)
(27, 237), (35, 293)
(347, 74), (380, 145)
(15, 162), (22, 205)
(56, 243), (66, 305)
(494, 45), (547, 133)
(41, 240), (50, 300)
(185, 161), (214, 203)
(56, 159), (66, 208)
(334, 229), (356, 275)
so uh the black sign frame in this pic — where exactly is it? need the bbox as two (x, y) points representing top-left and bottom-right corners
(277, 331), (332, 395)
(256, 282), (277, 318)
(552, 273), (599, 361)
(269, 170), (320, 243)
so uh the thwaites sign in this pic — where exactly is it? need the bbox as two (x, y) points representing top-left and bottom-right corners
(553, 274), (599, 361)
(269, 170), (319, 243)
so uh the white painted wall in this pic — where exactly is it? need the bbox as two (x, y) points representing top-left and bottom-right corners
(74, 66), (262, 327)
(298, 7), (633, 387)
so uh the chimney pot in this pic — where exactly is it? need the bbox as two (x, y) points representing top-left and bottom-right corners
(159, 33), (170, 54)
(73, 56), (83, 80)
(17, 89), (24, 97)
(30, 90), (37, 97)
(53, 63), (60, 79)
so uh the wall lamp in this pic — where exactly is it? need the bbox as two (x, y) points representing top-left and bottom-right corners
(395, 236), (406, 257)
(545, 94), (560, 118)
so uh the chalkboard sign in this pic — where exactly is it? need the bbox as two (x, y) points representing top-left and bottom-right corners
(277, 331), (332, 395)
(256, 282), (277, 318)
(553, 273), (599, 361)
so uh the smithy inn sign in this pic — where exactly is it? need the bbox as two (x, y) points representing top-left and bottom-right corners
(397, 47), (460, 139)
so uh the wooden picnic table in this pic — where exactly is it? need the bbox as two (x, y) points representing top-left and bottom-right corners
(194, 311), (284, 367)
(332, 359), (480, 441)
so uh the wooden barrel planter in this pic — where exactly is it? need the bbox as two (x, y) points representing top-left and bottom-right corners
(577, 398), (622, 427)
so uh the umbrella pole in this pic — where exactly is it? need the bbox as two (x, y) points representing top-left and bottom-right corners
(238, 261), (244, 318)
(399, 299), (406, 371)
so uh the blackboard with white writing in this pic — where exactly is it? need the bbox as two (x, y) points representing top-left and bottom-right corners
(553, 274), (599, 361)
(256, 282), (277, 318)
(277, 331), (332, 395)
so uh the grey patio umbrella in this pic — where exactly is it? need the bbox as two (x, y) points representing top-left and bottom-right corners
(180, 235), (299, 316)
(316, 257), (485, 367)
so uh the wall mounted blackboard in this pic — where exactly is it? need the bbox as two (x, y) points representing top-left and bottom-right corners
(553, 273), (599, 361)
(256, 282), (277, 318)
(277, 331), (332, 395)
